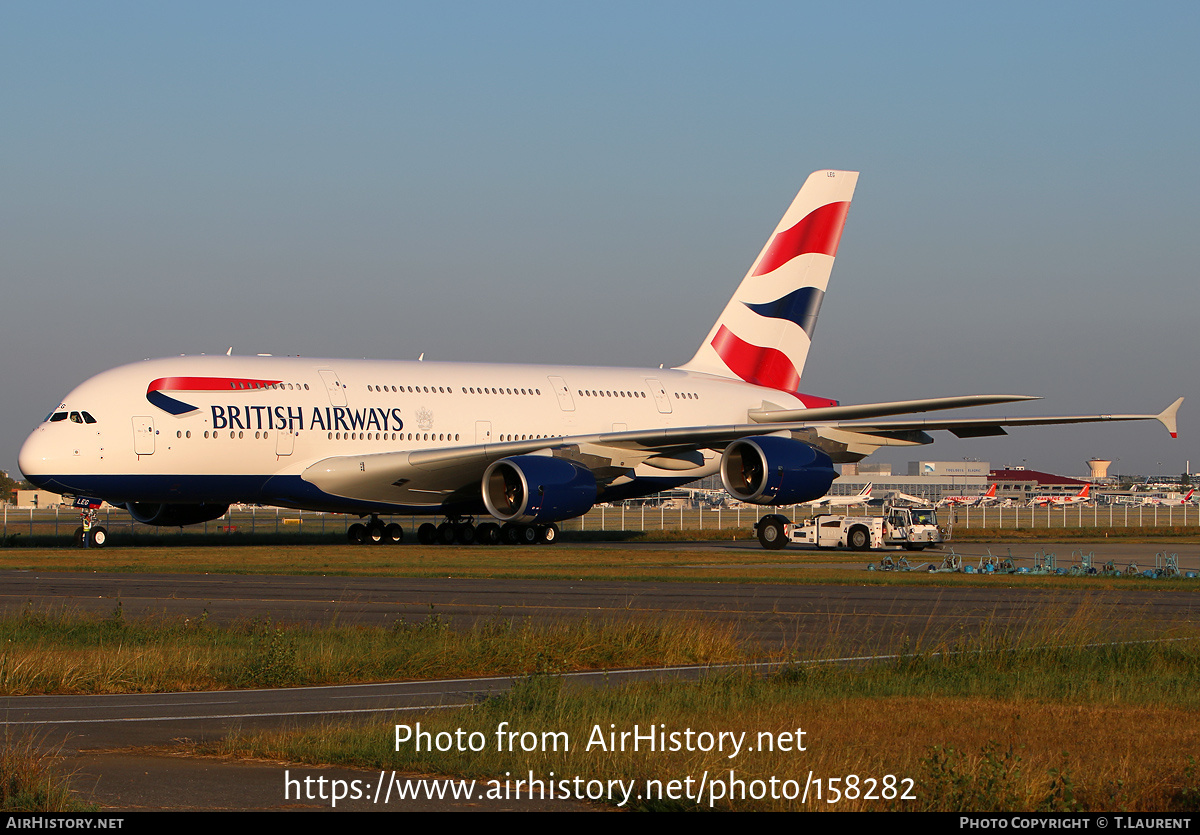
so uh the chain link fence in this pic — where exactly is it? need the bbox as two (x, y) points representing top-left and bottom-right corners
(4, 500), (1197, 542)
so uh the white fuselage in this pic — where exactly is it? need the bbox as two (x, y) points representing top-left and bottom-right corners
(19, 354), (818, 516)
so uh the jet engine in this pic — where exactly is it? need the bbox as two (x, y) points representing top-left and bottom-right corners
(482, 456), (598, 524)
(125, 502), (230, 527)
(720, 436), (837, 505)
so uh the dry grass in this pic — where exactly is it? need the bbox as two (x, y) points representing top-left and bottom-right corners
(0, 608), (752, 695)
(0, 733), (93, 812)
(0, 542), (1196, 590)
(201, 605), (1200, 811)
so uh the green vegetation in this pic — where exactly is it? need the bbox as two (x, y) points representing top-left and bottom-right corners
(0, 540), (1196, 590)
(0, 607), (748, 695)
(0, 733), (94, 812)
(952, 526), (1200, 542)
(201, 609), (1200, 811)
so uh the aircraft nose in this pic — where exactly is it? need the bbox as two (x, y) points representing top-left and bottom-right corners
(18, 426), (61, 489)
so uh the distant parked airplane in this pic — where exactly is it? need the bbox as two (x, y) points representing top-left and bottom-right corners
(1030, 484), (1091, 507)
(1135, 489), (1195, 506)
(938, 483), (997, 508)
(808, 482), (872, 508)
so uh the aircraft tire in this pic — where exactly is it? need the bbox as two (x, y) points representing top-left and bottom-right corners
(436, 522), (456, 545)
(367, 520), (386, 544)
(74, 527), (85, 547)
(347, 523), (367, 544)
(417, 523), (437, 545)
(539, 523), (559, 545)
(848, 526), (871, 551)
(454, 523), (475, 545)
(384, 523), (404, 544)
(518, 524), (539, 545)
(88, 527), (108, 548)
(756, 516), (788, 550)
(475, 522), (500, 545)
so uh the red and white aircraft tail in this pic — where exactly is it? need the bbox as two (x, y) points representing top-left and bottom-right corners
(677, 170), (857, 395)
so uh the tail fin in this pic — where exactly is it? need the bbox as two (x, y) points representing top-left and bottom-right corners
(985, 483), (997, 498)
(677, 170), (859, 391)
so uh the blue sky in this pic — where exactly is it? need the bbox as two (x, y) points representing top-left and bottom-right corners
(3, 1), (1197, 479)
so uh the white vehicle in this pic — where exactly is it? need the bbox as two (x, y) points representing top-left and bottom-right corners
(19, 170), (1183, 548)
(755, 504), (944, 551)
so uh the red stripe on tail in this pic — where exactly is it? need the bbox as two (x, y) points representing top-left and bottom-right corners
(752, 201), (850, 276)
(711, 325), (800, 392)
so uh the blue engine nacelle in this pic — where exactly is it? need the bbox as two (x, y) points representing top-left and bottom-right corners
(126, 502), (230, 527)
(482, 456), (598, 524)
(720, 436), (837, 505)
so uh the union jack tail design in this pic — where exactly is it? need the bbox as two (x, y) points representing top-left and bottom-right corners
(678, 170), (858, 392)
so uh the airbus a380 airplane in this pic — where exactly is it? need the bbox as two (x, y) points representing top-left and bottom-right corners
(18, 171), (1184, 547)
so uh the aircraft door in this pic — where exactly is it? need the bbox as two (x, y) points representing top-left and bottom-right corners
(275, 427), (295, 456)
(548, 376), (575, 411)
(318, 369), (348, 406)
(133, 417), (155, 455)
(475, 421), (492, 444)
(645, 379), (672, 414)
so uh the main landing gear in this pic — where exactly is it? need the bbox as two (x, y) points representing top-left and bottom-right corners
(346, 515), (559, 545)
(346, 516), (404, 545)
(416, 518), (559, 546)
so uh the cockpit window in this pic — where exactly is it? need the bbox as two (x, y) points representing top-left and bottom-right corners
(44, 410), (96, 424)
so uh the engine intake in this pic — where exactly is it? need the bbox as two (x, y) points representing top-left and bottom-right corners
(721, 436), (836, 505)
(125, 502), (230, 527)
(482, 456), (598, 524)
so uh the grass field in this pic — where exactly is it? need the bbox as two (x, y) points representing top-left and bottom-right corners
(1, 539), (1198, 590)
(3, 536), (1197, 811)
(197, 603), (1200, 811)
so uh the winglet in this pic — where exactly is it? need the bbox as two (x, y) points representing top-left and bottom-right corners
(1157, 397), (1184, 438)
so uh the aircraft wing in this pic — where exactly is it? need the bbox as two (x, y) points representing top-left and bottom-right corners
(747, 394), (1040, 423)
(815, 396), (1184, 439)
(300, 397), (1182, 507)
(300, 423), (803, 507)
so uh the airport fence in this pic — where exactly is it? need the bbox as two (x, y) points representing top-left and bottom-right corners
(3, 501), (1199, 542)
